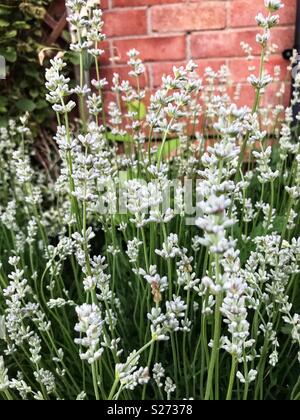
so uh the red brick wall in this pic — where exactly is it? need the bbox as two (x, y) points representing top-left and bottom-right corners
(100, 0), (296, 106)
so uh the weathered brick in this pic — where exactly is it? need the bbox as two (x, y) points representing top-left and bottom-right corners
(151, 2), (226, 33)
(103, 9), (147, 37)
(113, 36), (186, 63)
(229, 0), (296, 28)
(191, 27), (293, 59)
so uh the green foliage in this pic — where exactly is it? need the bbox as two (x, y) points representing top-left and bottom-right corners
(127, 100), (147, 121)
(0, 0), (53, 129)
(155, 138), (180, 160)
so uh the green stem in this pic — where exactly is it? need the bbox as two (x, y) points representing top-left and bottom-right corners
(92, 363), (100, 400)
(142, 341), (155, 400)
(204, 291), (222, 400)
(108, 339), (155, 400)
(226, 356), (237, 400)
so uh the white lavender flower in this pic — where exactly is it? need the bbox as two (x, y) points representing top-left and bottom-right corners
(139, 265), (168, 303)
(264, 0), (284, 12)
(164, 377), (176, 399)
(126, 238), (142, 263)
(34, 368), (56, 394)
(153, 363), (165, 388)
(74, 304), (105, 364)
(252, 147), (279, 183)
(10, 372), (32, 399)
(236, 369), (257, 384)
(248, 74), (273, 89)
(155, 234), (181, 259)
(116, 351), (150, 390)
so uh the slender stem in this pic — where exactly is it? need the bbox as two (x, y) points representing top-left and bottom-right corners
(108, 339), (155, 400)
(92, 363), (100, 400)
(205, 287), (222, 400)
(142, 341), (155, 400)
(226, 356), (237, 400)
(141, 227), (150, 272)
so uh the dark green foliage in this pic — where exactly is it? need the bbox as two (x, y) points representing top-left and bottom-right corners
(0, 1), (53, 130)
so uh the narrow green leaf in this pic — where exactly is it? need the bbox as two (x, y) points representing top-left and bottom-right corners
(0, 18), (9, 27)
(13, 21), (30, 30)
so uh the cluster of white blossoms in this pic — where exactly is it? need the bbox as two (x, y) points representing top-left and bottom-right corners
(155, 233), (182, 259)
(253, 146), (279, 183)
(122, 179), (176, 227)
(45, 58), (75, 114)
(139, 265), (168, 294)
(74, 303), (105, 364)
(0, 255), (64, 399)
(147, 294), (189, 340)
(126, 238), (142, 264)
(196, 131), (239, 258)
(115, 351), (150, 391)
(220, 250), (254, 361)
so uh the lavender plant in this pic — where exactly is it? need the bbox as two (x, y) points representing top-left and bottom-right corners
(0, 0), (300, 400)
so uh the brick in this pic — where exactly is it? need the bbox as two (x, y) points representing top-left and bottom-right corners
(96, 65), (149, 89)
(98, 41), (111, 64)
(191, 30), (259, 59)
(264, 57), (289, 81)
(100, 0), (109, 8)
(228, 83), (256, 107)
(228, 57), (260, 82)
(229, 0), (296, 28)
(113, 36), (186, 63)
(228, 55), (289, 83)
(228, 81), (290, 109)
(151, 59), (227, 87)
(99, 0), (295, 112)
(195, 58), (227, 78)
(261, 82), (291, 109)
(191, 27), (293, 59)
(103, 9), (147, 37)
(103, 91), (116, 115)
(151, 61), (186, 87)
(261, 27), (294, 55)
(112, 0), (186, 6)
(151, 2), (226, 33)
